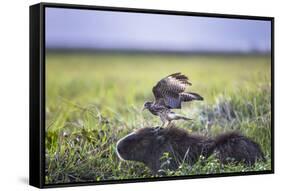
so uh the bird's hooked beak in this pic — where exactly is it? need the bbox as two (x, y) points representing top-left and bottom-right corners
(142, 106), (146, 111)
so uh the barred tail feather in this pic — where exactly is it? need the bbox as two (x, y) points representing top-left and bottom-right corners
(168, 113), (192, 121)
(180, 92), (204, 102)
(177, 115), (192, 121)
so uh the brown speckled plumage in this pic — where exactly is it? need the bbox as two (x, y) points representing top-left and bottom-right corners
(143, 73), (203, 127)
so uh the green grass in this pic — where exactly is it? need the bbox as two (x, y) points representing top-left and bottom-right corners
(45, 53), (272, 184)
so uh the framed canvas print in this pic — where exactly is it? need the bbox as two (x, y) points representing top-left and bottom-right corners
(29, 2), (274, 188)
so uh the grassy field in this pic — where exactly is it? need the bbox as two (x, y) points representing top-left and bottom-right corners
(45, 53), (272, 184)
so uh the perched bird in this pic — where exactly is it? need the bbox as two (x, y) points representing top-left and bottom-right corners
(143, 102), (191, 127)
(143, 73), (203, 127)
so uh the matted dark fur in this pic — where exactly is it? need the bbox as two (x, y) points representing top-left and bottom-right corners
(116, 125), (265, 173)
(214, 132), (265, 165)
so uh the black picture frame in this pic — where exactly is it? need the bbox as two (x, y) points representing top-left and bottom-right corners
(29, 2), (275, 188)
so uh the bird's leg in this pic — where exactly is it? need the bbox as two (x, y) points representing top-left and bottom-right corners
(167, 120), (171, 127)
(160, 118), (166, 128)
(159, 115), (166, 128)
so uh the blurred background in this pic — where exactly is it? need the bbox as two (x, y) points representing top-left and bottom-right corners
(45, 7), (271, 107)
(46, 8), (271, 53)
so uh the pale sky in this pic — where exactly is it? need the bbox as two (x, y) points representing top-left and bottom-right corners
(46, 7), (271, 53)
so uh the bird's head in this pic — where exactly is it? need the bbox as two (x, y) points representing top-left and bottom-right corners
(142, 101), (153, 111)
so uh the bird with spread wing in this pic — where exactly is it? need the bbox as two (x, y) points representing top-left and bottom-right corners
(142, 73), (203, 127)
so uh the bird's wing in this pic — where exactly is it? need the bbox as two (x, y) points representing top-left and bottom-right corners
(152, 73), (192, 109)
